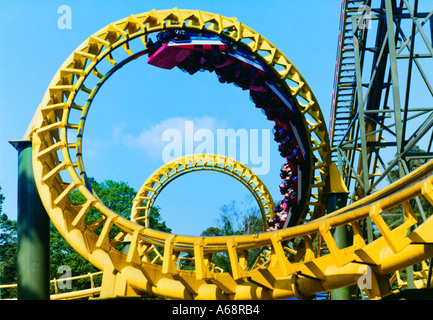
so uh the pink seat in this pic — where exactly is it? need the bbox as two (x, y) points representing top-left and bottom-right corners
(147, 42), (193, 69)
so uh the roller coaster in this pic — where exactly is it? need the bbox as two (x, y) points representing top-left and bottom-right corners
(5, 1), (433, 300)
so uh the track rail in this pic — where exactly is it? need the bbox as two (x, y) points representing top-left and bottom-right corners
(130, 154), (274, 231)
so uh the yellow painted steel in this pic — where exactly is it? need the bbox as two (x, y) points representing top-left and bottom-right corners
(130, 153), (274, 231)
(0, 271), (103, 300)
(24, 8), (433, 299)
(389, 260), (433, 291)
(25, 8), (331, 228)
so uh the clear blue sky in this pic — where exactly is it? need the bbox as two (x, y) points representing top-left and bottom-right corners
(0, 1), (342, 236)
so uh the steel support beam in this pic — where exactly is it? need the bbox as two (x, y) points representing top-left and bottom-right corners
(10, 140), (50, 300)
(328, 192), (350, 300)
(332, 1), (433, 198)
(352, 16), (371, 196)
(384, 0), (405, 179)
(331, 1), (433, 294)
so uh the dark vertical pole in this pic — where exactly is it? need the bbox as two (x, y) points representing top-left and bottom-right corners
(327, 162), (350, 300)
(10, 140), (50, 300)
(328, 192), (350, 300)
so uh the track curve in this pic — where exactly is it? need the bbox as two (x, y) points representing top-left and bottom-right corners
(130, 153), (274, 231)
(25, 8), (433, 299)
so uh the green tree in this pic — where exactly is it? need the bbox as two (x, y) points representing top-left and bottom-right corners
(217, 199), (263, 236)
(50, 178), (141, 289)
(50, 178), (131, 292)
(68, 178), (171, 232)
(200, 197), (264, 274)
(50, 177), (171, 292)
(0, 179), (171, 298)
(200, 227), (222, 237)
(0, 186), (18, 298)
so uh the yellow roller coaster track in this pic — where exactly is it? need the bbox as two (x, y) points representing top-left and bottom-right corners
(25, 8), (433, 299)
(130, 153), (274, 231)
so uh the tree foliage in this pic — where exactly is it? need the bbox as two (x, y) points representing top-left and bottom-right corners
(50, 177), (171, 292)
(0, 178), (171, 298)
(0, 187), (18, 298)
(199, 197), (264, 274)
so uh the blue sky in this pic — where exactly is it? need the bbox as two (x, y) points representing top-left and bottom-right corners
(0, 1), (342, 236)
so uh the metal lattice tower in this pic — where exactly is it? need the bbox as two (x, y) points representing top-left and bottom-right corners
(331, 0), (433, 207)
